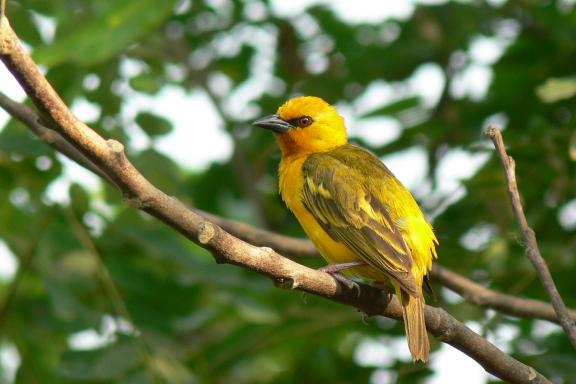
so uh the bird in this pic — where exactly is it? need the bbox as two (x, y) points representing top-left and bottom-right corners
(253, 96), (438, 362)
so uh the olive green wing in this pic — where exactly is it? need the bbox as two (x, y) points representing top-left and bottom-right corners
(302, 147), (419, 295)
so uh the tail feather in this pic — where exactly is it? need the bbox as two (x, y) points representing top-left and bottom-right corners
(399, 289), (429, 362)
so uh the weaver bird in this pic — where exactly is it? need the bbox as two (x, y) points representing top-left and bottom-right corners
(253, 96), (438, 362)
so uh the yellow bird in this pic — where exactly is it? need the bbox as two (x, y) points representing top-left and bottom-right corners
(253, 96), (438, 362)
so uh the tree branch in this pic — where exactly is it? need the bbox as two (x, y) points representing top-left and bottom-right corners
(0, 15), (552, 383)
(431, 264), (576, 323)
(199, 208), (576, 325)
(485, 126), (576, 349)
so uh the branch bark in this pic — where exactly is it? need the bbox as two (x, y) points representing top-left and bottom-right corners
(485, 126), (576, 349)
(0, 15), (552, 383)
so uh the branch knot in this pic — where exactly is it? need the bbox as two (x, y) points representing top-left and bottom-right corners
(274, 277), (296, 289)
(198, 221), (216, 245)
(106, 139), (125, 158)
(124, 194), (154, 209)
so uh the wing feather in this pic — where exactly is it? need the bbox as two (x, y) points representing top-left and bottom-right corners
(302, 146), (419, 295)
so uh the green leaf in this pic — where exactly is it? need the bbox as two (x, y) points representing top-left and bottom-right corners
(33, 0), (177, 66)
(135, 112), (173, 137)
(536, 77), (576, 103)
(129, 73), (164, 94)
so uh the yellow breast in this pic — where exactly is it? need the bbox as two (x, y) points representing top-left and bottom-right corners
(279, 155), (386, 280)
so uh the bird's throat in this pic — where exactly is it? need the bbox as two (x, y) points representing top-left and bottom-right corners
(275, 129), (347, 157)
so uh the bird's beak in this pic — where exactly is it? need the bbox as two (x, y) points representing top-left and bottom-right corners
(252, 114), (292, 133)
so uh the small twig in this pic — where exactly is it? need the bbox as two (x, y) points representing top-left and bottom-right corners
(432, 264), (576, 323)
(485, 126), (576, 349)
(1, 0), (6, 21)
(0, 91), (111, 181)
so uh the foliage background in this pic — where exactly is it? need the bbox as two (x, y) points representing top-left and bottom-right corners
(1, 0), (575, 383)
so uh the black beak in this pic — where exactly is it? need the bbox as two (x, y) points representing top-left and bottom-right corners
(252, 114), (292, 133)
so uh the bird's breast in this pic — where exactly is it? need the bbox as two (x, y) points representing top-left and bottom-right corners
(278, 155), (385, 280)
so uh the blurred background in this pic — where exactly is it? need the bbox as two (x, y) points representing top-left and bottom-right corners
(0, 0), (575, 382)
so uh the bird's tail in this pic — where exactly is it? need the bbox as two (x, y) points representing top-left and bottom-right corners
(398, 288), (429, 362)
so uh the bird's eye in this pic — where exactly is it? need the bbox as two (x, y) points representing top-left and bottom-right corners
(298, 116), (313, 128)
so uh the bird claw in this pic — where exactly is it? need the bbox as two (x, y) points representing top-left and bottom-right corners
(320, 270), (361, 298)
(332, 273), (360, 291)
(317, 262), (366, 297)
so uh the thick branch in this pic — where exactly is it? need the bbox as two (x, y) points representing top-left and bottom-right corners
(0, 16), (551, 383)
(485, 126), (576, 349)
(194, 210), (576, 325)
(196, 209), (319, 257)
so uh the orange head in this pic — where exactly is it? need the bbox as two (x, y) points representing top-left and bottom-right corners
(253, 96), (348, 156)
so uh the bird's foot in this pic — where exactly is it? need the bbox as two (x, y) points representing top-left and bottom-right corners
(318, 262), (366, 296)
(330, 272), (361, 292)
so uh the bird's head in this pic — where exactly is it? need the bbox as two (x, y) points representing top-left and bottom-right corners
(253, 96), (347, 156)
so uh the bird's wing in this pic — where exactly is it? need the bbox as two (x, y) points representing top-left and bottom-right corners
(301, 146), (419, 296)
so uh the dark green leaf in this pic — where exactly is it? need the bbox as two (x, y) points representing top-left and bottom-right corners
(135, 112), (173, 137)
